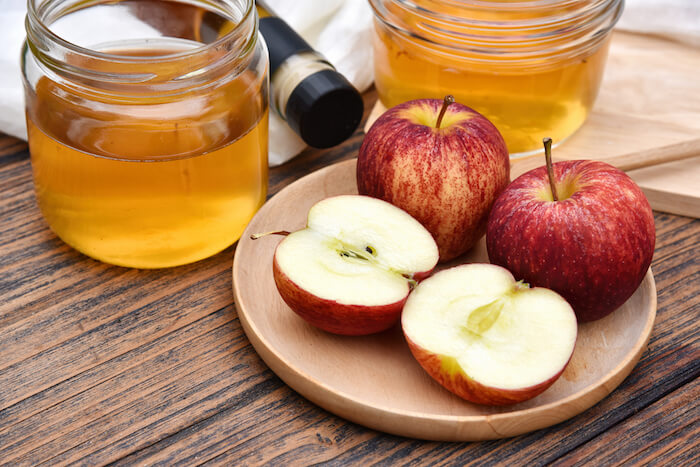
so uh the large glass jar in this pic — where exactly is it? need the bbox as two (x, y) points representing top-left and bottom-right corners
(22, 0), (269, 268)
(370, 0), (623, 156)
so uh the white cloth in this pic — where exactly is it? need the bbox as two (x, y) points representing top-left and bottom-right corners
(0, 2), (31, 143)
(0, 0), (373, 166)
(617, 0), (700, 47)
(1, 0), (698, 165)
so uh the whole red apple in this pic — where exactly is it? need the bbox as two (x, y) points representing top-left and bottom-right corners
(357, 96), (510, 262)
(486, 140), (655, 322)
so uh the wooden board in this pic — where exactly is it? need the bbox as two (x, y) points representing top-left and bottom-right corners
(365, 31), (700, 218)
(232, 158), (657, 441)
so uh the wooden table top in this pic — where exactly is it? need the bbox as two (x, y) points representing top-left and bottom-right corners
(1, 90), (698, 465)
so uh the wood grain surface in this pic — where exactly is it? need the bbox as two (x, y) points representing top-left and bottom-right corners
(0, 88), (698, 465)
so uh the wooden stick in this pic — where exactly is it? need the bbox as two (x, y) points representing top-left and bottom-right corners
(607, 138), (700, 172)
(511, 137), (700, 178)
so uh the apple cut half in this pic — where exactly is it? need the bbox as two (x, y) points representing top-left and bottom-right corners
(272, 195), (439, 335)
(402, 264), (578, 405)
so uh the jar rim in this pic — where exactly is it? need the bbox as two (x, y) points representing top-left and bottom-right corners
(26, 0), (254, 61)
(369, 0), (623, 61)
(393, 0), (606, 13)
(24, 0), (257, 87)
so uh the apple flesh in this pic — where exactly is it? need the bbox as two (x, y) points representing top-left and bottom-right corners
(402, 263), (577, 406)
(357, 97), (510, 262)
(272, 195), (439, 335)
(486, 159), (655, 322)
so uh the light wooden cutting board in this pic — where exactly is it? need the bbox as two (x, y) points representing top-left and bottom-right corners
(366, 31), (700, 218)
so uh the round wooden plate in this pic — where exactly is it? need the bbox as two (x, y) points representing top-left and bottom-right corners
(232, 159), (657, 441)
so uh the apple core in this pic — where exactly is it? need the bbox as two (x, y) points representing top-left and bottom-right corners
(402, 264), (577, 404)
(271, 195), (439, 335)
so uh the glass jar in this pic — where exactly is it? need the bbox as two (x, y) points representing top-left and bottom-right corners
(370, 0), (623, 156)
(22, 0), (269, 268)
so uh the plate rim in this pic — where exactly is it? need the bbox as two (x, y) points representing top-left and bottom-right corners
(232, 158), (657, 439)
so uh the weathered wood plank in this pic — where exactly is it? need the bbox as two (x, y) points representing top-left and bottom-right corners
(111, 390), (375, 466)
(0, 137), (27, 158)
(552, 377), (699, 466)
(0, 264), (235, 411)
(0, 308), (230, 433)
(11, 334), (275, 465)
(82, 215), (700, 466)
(0, 312), (237, 461)
(0, 249), (233, 368)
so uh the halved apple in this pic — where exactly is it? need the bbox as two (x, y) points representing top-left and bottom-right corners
(402, 264), (577, 405)
(272, 195), (439, 335)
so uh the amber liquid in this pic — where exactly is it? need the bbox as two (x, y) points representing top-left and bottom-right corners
(27, 45), (268, 268)
(373, 13), (611, 155)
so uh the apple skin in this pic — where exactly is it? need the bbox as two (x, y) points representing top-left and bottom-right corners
(357, 98), (510, 262)
(272, 253), (410, 335)
(404, 335), (570, 406)
(486, 160), (655, 322)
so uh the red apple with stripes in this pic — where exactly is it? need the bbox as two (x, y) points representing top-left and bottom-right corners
(357, 96), (510, 262)
(486, 139), (656, 322)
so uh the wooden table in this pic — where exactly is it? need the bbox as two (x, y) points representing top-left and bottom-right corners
(1, 90), (698, 465)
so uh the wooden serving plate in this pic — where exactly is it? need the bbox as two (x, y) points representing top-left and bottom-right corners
(232, 159), (657, 441)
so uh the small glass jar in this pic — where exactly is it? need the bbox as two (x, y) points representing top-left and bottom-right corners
(22, 0), (269, 268)
(370, 0), (623, 156)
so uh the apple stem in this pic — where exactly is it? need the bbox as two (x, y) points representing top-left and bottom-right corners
(401, 273), (419, 289)
(250, 230), (290, 240)
(543, 137), (559, 202)
(435, 95), (455, 129)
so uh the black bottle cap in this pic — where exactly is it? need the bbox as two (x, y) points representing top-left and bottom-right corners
(285, 69), (364, 149)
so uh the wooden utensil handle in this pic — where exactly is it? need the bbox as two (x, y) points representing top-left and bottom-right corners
(510, 138), (700, 180)
(611, 138), (700, 172)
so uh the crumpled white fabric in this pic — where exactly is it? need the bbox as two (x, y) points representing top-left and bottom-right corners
(1, 0), (698, 165)
(0, 0), (373, 166)
(0, 1), (31, 143)
(616, 0), (700, 47)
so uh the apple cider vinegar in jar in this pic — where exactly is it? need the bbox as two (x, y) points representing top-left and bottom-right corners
(370, 0), (623, 156)
(22, 0), (268, 268)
